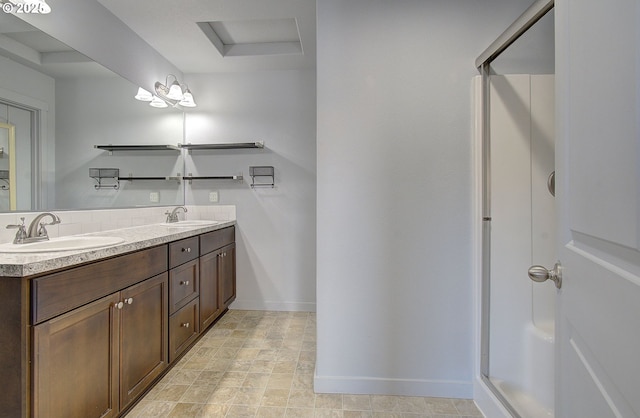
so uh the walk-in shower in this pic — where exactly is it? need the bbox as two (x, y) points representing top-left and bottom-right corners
(476, 1), (555, 417)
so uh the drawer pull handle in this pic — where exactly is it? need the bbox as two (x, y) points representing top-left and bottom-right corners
(181, 322), (190, 328)
(116, 301), (124, 309)
(125, 297), (133, 305)
(181, 247), (191, 253)
(180, 280), (190, 286)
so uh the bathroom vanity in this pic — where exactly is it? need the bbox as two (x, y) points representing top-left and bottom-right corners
(0, 221), (236, 418)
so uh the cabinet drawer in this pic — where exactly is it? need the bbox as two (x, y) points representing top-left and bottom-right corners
(32, 245), (167, 324)
(169, 237), (199, 268)
(200, 226), (235, 255)
(169, 298), (199, 362)
(169, 259), (199, 314)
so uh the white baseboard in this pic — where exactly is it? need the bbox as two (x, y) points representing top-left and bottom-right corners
(314, 372), (473, 399)
(229, 299), (316, 312)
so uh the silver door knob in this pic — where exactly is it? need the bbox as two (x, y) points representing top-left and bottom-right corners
(528, 262), (562, 289)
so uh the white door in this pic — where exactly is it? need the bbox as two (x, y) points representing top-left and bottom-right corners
(555, 0), (640, 417)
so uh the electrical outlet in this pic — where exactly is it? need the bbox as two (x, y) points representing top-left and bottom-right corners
(149, 192), (160, 203)
(209, 191), (219, 203)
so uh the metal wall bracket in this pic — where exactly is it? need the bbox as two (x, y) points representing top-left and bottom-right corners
(90, 168), (120, 189)
(249, 166), (275, 188)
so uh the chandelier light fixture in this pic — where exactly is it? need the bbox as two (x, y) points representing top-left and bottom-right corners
(134, 74), (197, 108)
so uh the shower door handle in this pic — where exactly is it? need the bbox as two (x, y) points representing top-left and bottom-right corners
(528, 262), (562, 289)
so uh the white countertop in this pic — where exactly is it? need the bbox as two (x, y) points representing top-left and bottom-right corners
(0, 220), (236, 278)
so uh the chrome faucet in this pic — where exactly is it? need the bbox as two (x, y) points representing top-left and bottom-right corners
(6, 212), (61, 244)
(165, 206), (187, 223)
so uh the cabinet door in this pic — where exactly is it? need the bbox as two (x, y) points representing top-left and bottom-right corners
(32, 293), (121, 418)
(219, 244), (236, 308)
(199, 251), (220, 330)
(120, 273), (168, 409)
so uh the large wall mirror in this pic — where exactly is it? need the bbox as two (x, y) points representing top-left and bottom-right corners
(0, 11), (185, 213)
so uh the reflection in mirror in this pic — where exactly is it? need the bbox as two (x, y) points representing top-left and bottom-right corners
(0, 122), (17, 210)
(0, 11), (185, 212)
(0, 102), (34, 212)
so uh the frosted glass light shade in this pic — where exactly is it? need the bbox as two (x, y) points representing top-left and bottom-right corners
(149, 96), (168, 108)
(167, 82), (184, 100)
(134, 87), (153, 101)
(179, 91), (197, 107)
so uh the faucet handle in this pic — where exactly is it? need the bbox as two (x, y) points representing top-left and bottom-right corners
(6, 218), (27, 244)
(164, 210), (177, 223)
(6, 217), (26, 229)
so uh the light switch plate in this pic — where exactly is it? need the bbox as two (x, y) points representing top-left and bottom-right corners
(209, 191), (219, 203)
(149, 192), (160, 203)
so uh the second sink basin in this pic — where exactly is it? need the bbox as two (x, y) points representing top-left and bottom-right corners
(159, 220), (219, 228)
(0, 236), (126, 253)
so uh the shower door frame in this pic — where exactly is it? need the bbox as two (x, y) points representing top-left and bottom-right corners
(476, 0), (554, 416)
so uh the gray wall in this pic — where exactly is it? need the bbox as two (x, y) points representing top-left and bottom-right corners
(185, 70), (317, 311)
(316, 0), (536, 398)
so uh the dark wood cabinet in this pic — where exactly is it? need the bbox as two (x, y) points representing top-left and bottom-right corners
(167, 236), (203, 362)
(119, 274), (168, 409)
(168, 259), (199, 314)
(199, 227), (236, 330)
(32, 273), (168, 418)
(219, 243), (236, 308)
(32, 293), (120, 418)
(199, 250), (220, 330)
(169, 297), (200, 362)
(0, 224), (235, 418)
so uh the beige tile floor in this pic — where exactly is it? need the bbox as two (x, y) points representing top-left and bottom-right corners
(126, 310), (483, 418)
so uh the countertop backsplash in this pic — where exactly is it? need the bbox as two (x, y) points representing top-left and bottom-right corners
(0, 205), (236, 245)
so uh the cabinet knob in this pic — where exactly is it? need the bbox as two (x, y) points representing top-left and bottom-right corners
(182, 247), (191, 253)
(181, 322), (190, 328)
(180, 280), (190, 286)
(125, 297), (134, 305)
(116, 301), (124, 309)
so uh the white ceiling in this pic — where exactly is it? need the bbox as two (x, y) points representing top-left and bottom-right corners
(97, 0), (316, 73)
(0, 10), (117, 78)
(0, 0), (315, 77)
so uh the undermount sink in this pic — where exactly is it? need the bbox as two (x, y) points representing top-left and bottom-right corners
(159, 220), (219, 228)
(0, 236), (126, 253)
